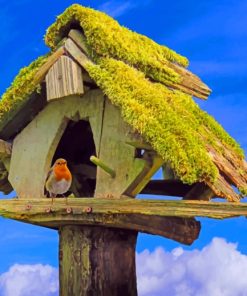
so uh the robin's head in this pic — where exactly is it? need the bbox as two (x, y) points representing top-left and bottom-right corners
(54, 158), (68, 168)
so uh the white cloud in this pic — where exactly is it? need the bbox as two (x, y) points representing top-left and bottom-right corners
(137, 237), (247, 296)
(0, 264), (58, 296)
(1, 238), (247, 296)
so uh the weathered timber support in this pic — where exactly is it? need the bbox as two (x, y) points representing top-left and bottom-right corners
(59, 225), (137, 296)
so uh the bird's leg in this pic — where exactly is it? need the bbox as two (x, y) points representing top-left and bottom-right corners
(51, 193), (56, 204)
(62, 194), (68, 205)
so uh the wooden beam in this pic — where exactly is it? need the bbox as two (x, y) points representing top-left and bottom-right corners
(184, 182), (215, 201)
(1, 198), (246, 219)
(166, 60), (211, 99)
(0, 89), (47, 141)
(65, 38), (93, 69)
(33, 46), (66, 85)
(141, 179), (192, 196)
(125, 141), (152, 150)
(68, 29), (91, 56)
(0, 198), (202, 245)
(126, 154), (164, 197)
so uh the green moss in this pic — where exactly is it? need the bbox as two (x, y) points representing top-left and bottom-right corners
(45, 4), (188, 86)
(0, 54), (49, 124)
(0, 3), (245, 194)
(240, 187), (247, 197)
(85, 58), (245, 184)
(85, 58), (212, 183)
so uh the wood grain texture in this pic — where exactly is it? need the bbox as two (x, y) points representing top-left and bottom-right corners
(1, 197), (247, 220)
(59, 226), (137, 296)
(94, 99), (149, 198)
(65, 38), (93, 69)
(167, 61), (211, 99)
(206, 143), (247, 201)
(68, 29), (91, 56)
(184, 182), (215, 201)
(46, 55), (84, 101)
(33, 46), (65, 85)
(8, 90), (104, 199)
(0, 197), (201, 244)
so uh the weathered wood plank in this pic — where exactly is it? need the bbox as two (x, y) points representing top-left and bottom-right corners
(1, 198), (247, 220)
(33, 46), (65, 85)
(59, 226), (137, 296)
(184, 182), (215, 201)
(94, 100), (148, 198)
(0, 198), (201, 244)
(0, 89), (47, 141)
(68, 29), (91, 56)
(166, 60), (211, 99)
(126, 154), (164, 197)
(8, 90), (104, 198)
(65, 38), (93, 69)
(141, 179), (192, 196)
(46, 55), (84, 101)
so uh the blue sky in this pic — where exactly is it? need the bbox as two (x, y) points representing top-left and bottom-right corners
(0, 1), (247, 295)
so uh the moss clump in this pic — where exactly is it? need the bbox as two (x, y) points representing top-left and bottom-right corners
(45, 4), (188, 86)
(85, 58), (245, 184)
(239, 187), (247, 197)
(0, 54), (49, 123)
(85, 58), (216, 184)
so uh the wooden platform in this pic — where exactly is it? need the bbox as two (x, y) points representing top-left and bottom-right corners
(1, 197), (247, 218)
(0, 198), (246, 244)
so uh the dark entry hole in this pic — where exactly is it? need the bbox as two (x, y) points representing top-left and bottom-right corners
(52, 119), (96, 197)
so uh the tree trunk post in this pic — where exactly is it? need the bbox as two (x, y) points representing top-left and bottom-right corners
(59, 225), (138, 296)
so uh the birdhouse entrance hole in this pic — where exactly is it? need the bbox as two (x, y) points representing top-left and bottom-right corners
(52, 119), (96, 197)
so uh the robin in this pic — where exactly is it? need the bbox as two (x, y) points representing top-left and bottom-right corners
(45, 158), (72, 203)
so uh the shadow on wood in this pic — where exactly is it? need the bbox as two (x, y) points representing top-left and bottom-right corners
(59, 225), (137, 296)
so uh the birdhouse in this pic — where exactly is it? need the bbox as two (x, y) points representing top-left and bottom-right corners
(0, 4), (246, 296)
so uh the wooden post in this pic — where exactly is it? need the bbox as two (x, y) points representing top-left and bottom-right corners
(59, 225), (138, 296)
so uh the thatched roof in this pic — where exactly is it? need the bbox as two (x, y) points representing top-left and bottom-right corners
(0, 4), (246, 200)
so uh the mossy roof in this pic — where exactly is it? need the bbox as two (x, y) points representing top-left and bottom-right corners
(0, 4), (246, 199)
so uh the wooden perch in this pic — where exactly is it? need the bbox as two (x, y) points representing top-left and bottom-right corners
(90, 155), (116, 178)
(1, 198), (247, 220)
(0, 198), (202, 245)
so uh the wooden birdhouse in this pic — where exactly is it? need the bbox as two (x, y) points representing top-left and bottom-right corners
(0, 4), (247, 296)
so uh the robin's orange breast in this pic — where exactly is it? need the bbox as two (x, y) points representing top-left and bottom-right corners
(54, 166), (72, 182)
